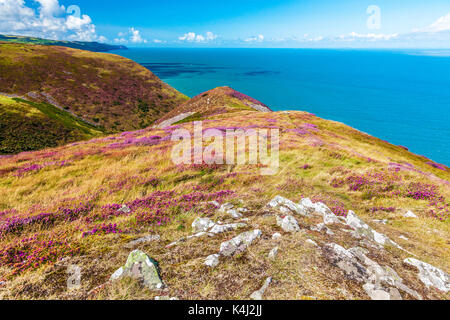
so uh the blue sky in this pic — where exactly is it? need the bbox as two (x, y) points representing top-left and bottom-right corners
(1, 0), (450, 47)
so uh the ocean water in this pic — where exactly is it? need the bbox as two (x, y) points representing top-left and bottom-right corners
(110, 48), (450, 165)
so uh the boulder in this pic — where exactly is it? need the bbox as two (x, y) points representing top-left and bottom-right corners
(110, 250), (163, 290)
(276, 215), (300, 232)
(250, 277), (272, 300)
(404, 258), (449, 292)
(192, 217), (215, 233)
(268, 196), (309, 216)
(205, 254), (220, 268)
(220, 230), (262, 257)
(404, 211), (418, 218)
(322, 244), (369, 282)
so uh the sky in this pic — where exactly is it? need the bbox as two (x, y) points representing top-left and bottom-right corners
(1, 0), (450, 48)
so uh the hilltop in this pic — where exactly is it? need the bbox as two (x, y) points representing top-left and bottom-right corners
(0, 90), (448, 300)
(0, 42), (188, 135)
(0, 35), (127, 52)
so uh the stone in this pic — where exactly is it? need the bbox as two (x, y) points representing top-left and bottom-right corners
(399, 235), (409, 241)
(209, 223), (247, 234)
(306, 239), (319, 247)
(110, 250), (163, 290)
(272, 233), (282, 240)
(219, 203), (234, 213)
(155, 296), (178, 300)
(268, 247), (279, 259)
(276, 215), (300, 232)
(404, 211), (418, 218)
(322, 244), (369, 282)
(118, 205), (131, 214)
(373, 219), (388, 225)
(311, 223), (334, 235)
(363, 283), (402, 300)
(205, 254), (220, 267)
(125, 235), (160, 248)
(192, 218), (215, 233)
(404, 258), (449, 292)
(323, 209), (341, 225)
(227, 209), (243, 219)
(345, 211), (401, 249)
(208, 201), (220, 208)
(250, 277), (272, 300)
(268, 196), (309, 216)
(219, 230), (262, 257)
(298, 198), (316, 214)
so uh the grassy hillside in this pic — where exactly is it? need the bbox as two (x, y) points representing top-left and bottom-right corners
(0, 42), (188, 132)
(0, 95), (103, 154)
(155, 86), (271, 127)
(0, 35), (127, 52)
(0, 94), (448, 299)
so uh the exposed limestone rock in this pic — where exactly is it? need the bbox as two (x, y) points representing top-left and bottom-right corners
(268, 196), (309, 216)
(404, 211), (418, 218)
(322, 244), (369, 282)
(306, 239), (319, 247)
(373, 219), (388, 225)
(272, 233), (282, 240)
(404, 258), (449, 292)
(219, 230), (262, 257)
(346, 211), (401, 249)
(125, 235), (160, 248)
(399, 235), (409, 241)
(363, 283), (402, 300)
(219, 203), (234, 213)
(276, 215), (300, 232)
(323, 210), (342, 225)
(209, 223), (247, 234)
(268, 247), (279, 260)
(311, 223), (334, 235)
(117, 205), (131, 214)
(250, 277), (272, 300)
(192, 218), (215, 233)
(205, 254), (220, 268)
(227, 209), (243, 219)
(110, 250), (163, 290)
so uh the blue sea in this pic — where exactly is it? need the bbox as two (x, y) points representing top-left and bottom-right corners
(110, 48), (450, 165)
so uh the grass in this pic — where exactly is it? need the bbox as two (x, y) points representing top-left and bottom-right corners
(0, 106), (448, 300)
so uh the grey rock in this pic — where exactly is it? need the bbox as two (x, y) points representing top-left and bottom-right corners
(192, 218), (215, 233)
(268, 196), (309, 216)
(205, 254), (220, 268)
(227, 209), (243, 219)
(268, 247), (279, 260)
(118, 205), (131, 214)
(276, 215), (300, 232)
(125, 235), (160, 248)
(404, 211), (418, 218)
(250, 277), (272, 300)
(220, 230), (262, 257)
(404, 258), (449, 292)
(306, 239), (319, 247)
(209, 223), (247, 234)
(322, 244), (369, 282)
(272, 233), (282, 240)
(363, 283), (402, 300)
(311, 223), (334, 235)
(110, 250), (163, 290)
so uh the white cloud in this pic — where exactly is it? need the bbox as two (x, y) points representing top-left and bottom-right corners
(244, 34), (264, 42)
(415, 13), (450, 33)
(0, 0), (106, 42)
(114, 28), (147, 44)
(339, 32), (399, 41)
(178, 31), (218, 43)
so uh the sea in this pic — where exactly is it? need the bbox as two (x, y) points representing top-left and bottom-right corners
(110, 48), (450, 166)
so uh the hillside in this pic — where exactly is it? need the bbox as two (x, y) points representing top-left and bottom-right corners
(0, 92), (448, 300)
(155, 86), (271, 128)
(0, 42), (188, 133)
(0, 95), (103, 154)
(0, 35), (127, 52)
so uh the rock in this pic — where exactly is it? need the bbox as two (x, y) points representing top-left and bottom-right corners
(250, 277), (272, 300)
(322, 244), (369, 282)
(323, 210), (341, 225)
(399, 235), (409, 241)
(373, 219), (388, 225)
(205, 254), (220, 268)
(268, 196), (309, 216)
(311, 223), (334, 235)
(118, 205), (131, 214)
(346, 211), (401, 249)
(404, 211), (418, 218)
(238, 208), (249, 213)
(192, 217), (216, 233)
(110, 250), (163, 290)
(208, 201), (220, 208)
(227, 209), (243, 219)
(219, 203), (234, 213)
(404, 258), (450, 292)
(125, 235), (160, 248)
(209, 223), (247, 234)
(363, 283), (402, 300)
(219, 230), (262, 257)
(276, 215), (300, 232)
(272, 233), (282, 240)
(155, 296), (178, 300)
(298, 198), (316, 215)
(268, 247), (279, 259)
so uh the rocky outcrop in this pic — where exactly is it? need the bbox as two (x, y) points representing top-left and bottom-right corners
(268, 196), (310, 216)
(276, 215), (300, 232)
(404, 258), (449, 292)
(219, 230), (262, 257)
